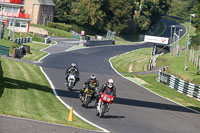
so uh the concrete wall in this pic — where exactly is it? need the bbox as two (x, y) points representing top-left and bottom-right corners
(85, 40), (114, 47)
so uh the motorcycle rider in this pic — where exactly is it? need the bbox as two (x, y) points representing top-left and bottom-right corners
(65, 63), (79, 85)
(96, 79), (116, 106)
(80, 74), (99, 99)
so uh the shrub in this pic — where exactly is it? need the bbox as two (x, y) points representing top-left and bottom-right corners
(48, 22), (72, 32)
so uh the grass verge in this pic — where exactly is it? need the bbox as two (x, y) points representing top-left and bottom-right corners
(65, 45), (86, 52)
(111, 48), (152, 73)
(0, 57), (98, 130)
(23, 43), (49, 61)
(133, 74), (200, 112)
(110, 47), (200, 112)
(30, 24), (72, 38)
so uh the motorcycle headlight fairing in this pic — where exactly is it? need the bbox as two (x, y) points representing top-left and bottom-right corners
(103, 96), (107, 100)
(107, 98), (111, 102)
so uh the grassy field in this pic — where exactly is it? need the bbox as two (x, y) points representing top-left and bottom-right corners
(157, 51), (200, 85)
(111, 48), (152, 73)
(134, 74), (200, 112)
(0, 28), (100, 130)
(0, 57), (98, 130)
(23, 43), (49, 61)
(3, 29), (45, 43)
(110, 48), (200, 112)
(30, 24), (72, 38)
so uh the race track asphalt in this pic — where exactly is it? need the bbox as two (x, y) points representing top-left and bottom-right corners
(41, 43), (200, 133)
(1, 19), (200, 133)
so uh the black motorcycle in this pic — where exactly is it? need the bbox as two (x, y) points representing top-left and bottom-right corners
(80, 86), (98, 108)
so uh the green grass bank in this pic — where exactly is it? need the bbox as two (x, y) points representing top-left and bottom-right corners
(0, 57), (98, 130)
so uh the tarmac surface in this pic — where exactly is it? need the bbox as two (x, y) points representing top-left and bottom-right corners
(1, 19), (200, 133)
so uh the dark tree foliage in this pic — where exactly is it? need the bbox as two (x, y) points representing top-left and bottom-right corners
(191, 0), (200, 48)
(53, 0), (74, 23)
(53, 0), (170, 35)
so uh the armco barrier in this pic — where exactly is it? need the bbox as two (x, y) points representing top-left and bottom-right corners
(85, 40), (114, 46)
(0, 45), (9, 56)
(158, 71), (200, 100)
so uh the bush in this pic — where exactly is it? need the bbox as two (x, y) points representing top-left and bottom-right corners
(48, 22), (72, 32)
(71, 24), (82, 33)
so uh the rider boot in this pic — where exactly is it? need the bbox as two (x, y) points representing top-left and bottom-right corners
(65, 75), (68, 85)
(106, 105), (110, 112)
(79, 88), (85, 100)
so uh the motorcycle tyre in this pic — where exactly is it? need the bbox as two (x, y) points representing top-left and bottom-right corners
(68, 82), (74, 91)
(99, 104), (106, 118)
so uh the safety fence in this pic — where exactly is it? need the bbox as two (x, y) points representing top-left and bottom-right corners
(0, 45), (9, 56)
(158, 71), (200, 101)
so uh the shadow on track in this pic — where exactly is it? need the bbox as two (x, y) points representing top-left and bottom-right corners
(103, 115), (125, 119)
(56, 88), (199, 114)
(114, 97), (199, 114)
(56, 89), (80, 98)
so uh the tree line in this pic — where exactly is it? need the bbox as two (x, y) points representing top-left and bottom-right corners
(191, 0), (200, 48)
(53, 0), (170, 35)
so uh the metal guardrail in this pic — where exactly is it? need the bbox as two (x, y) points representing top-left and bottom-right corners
(0, 45), (9, 56)
(158, 71), (200, 100)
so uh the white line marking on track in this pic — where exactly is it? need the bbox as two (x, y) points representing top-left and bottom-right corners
(38, 40), (110, 132)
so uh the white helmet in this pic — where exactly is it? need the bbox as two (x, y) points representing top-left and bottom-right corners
(107, 79), (113, 88)
(90, 74), (96, 82)
(71, 63), (76, 67)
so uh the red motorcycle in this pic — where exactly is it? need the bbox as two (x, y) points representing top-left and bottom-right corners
(96, 91), (114, 118)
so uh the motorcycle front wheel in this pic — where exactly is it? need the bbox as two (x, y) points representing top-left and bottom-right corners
(85, 95), (91, 108)
(68, 82), (74, 91)
(99, 103), (106, 118)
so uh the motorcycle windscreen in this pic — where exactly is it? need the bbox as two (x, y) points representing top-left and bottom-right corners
(70, 70), (76, 75)
(105, 89), (112, 95)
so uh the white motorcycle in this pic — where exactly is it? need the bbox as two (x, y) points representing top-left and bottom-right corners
(66, 74), (76, 91)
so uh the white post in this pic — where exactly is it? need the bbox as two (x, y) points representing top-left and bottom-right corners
(185, 14), (195, 71)
(170, 25), (175, 44)
(177, 29), (183, 56)
(170, 25), (176, 55)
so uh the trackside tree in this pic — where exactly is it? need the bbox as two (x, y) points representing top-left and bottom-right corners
(53, 0), (170, 35)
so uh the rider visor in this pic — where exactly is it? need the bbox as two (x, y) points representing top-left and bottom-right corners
(91, 78), (96, 82)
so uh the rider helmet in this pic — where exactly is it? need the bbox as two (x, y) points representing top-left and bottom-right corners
(107, 79), (113, 88)
(71, 63), (76, 69)
(90, 74), (96, 83)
